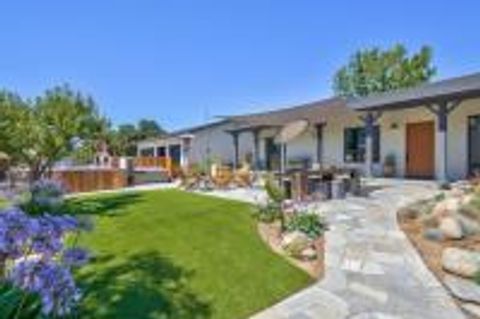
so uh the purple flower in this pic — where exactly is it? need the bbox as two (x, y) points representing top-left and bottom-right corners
(62, 247), (90, 267)
(0, 207), (34, 258)
(9, 258), (80, 316)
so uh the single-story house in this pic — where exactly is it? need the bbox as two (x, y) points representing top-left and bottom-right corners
(137, 72), (480, 181)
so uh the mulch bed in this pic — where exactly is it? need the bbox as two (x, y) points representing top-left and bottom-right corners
(257, 222), (324, 279)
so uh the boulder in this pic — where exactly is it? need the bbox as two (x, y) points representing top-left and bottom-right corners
(439, 217), (464, 239)
(300, 247), (317, 260)
(432, 198), (461, 220)
(461, 303), (480, 318)
(462, 194), (475, 206)
(442, 248), (480, 278)
(444, 274), (480, 304)
(458, 214), (480, 236)
(423, 228), (444, 242)
(281, 231), (311, 256)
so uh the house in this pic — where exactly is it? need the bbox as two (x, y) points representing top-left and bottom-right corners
(137, 72), (480, 181)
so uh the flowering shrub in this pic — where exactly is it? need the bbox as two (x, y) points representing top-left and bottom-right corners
(0, 180), (91, 318)
(285, 212), (327, 239)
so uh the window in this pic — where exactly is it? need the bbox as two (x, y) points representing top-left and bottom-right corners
(156, 146), (166, 157)
(344, 126), (380, 163)
(140, 147), (154, 157)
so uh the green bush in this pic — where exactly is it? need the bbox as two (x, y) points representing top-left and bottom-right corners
(253, 202), (282, 223)
(264, 177), (284, 204)
(286, 213), (327, 239)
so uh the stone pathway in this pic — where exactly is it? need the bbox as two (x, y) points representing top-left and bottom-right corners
(249, 181), (466, 319)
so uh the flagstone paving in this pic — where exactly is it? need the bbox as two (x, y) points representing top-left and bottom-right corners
(249, 180), (466, 319)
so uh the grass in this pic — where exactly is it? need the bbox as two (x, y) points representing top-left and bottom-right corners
(68, 189), (311, 319)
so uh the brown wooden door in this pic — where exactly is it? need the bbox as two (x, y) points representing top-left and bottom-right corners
(406, 121), (435, 178)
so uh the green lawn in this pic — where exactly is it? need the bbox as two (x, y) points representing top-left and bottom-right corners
(69, 189), (311, 319)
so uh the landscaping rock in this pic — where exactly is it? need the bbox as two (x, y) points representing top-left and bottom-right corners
(281, 231), (311, 256)
(458, 214), (480, 236)
(461, 303), (480, 318)
(439, 216), (464, 239)
(444, 274), (480, 304)
(300, 247), (317, 260)
(462, 194), (475, 206)
(423, 228), (444, 242)
(442, 248), (480, 278)
(432, 198), (461, 219)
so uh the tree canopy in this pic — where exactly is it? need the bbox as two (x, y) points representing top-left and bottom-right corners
(333, 44), (436, 98)
(107, 119), (167, 157)
(0, 85), (106, 181)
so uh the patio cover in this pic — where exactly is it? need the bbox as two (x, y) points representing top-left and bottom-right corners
(348, 72), (480, 111)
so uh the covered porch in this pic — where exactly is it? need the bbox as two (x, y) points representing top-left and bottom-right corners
(349, 72), (480, 182)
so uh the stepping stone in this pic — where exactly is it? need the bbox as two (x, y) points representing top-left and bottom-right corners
(349, 313), (401, 319)
(348, 282), (388, 304)
(461, 303), (480, 318)
(341, 258), (362, 272)
(444, 274), (480, 304)
(361, 261), (385, 275)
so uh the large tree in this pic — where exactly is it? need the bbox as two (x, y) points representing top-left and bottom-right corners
(333, 44), (436, 97)
(0, 85), (106, 181)
(107, 119), (167, 157)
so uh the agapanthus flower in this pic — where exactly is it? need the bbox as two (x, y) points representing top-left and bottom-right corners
(9, 258), (80, 316)
(0, 207), (35, 258)
(62, 247), (90, 267)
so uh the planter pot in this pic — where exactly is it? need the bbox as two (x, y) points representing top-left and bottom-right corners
(383, 165), (396, 178)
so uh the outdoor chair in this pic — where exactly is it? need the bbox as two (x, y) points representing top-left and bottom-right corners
(212, 166), (233, 189)
(234, 163), (253, 188)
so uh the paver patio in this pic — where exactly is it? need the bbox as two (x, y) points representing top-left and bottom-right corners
(246, 180), (466, 319)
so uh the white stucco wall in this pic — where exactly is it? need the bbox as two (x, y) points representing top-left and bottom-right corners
(188, 122), (255, 165)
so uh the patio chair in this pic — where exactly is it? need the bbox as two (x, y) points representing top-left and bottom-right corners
(212, 166), (233, 189)
(234, 163), (253, 188)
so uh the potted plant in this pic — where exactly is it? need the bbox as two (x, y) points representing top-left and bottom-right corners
(383, 153), (396, 177)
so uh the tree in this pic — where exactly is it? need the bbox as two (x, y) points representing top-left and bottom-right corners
(333, 44), (436, 98)
(106, 119), (167, 157)
(0, 85), (106, 182)
(137, 119), (166, 140)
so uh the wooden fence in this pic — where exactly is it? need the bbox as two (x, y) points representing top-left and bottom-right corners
(53, 169), (127, 194)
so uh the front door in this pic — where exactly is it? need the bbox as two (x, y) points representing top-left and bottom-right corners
(469, 115), (480, 176)
(406, 121), (435, 178)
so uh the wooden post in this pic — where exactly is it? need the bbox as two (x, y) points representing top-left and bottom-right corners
(230, 131), (240, 170)
(426, 100), (461, 182)
(315, 123), (325, 166)
(360, 111), (382, 177)
(252, 128), (261, 171)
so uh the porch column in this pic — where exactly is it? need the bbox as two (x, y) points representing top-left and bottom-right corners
(252, 128), (261, 170)
(230, 131), (240, 170)
(426, 100), (461, 182)
(360, 111), (382, 177)
(315, 123), (325, 166)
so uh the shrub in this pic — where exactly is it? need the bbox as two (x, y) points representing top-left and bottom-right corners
(253, 202), (282, 224)
(264, 177), (284, 204)
(285, 213), (327, 239)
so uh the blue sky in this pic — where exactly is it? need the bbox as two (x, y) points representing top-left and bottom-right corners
(0, 1), (479, 131)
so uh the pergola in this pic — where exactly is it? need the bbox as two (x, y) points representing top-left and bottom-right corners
(348, 72), (480, 181)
